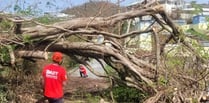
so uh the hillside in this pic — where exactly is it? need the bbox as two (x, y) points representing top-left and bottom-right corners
(62, 1), (126, 17)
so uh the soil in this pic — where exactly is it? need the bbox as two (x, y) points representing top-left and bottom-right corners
(63, 76), (110, 102)
(65, 76), (110, 94)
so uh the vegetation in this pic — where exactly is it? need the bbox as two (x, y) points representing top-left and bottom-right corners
(105, 86), (148, 103)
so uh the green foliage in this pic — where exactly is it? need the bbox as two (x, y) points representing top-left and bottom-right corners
(67, 35), (85, 42)
(191, 2), (203, 15)
(0, 68), (11, 102)
(22, 35), (32, 44)
(85, 93), (100, 103)
(158, 76), (168, 86)
(0, 84), (8, 102)
(166, 55), (184, 69)
(121, 20), (136, 34)
(205, 16), (209, 23)
(36, 16), (51, 24)
(187, 28), (209, 41)
(104, 65), (117, 76)
(0, 46), (11, 64)
(0, 20), (13, 31)
(13, 5), (21, 12)
(71, 87), (100, 103)
(121, 21), (128, 33)
(205, 16), (209, 31)
(35, 15), (62, 24)
(105, 86), (147, 103)
(14, 4), (40, 16)
(191, 40), (209, 59)
(46, 1), (56, 9)
(192, 98), (198, 103)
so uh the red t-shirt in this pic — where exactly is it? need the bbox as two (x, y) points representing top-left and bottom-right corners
(42, 63), (67, 98)
(79, 66), (87, 75)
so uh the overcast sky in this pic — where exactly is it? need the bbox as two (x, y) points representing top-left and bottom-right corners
(0, 0), (208, 14)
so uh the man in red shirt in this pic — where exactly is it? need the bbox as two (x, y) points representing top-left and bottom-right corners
(42, 52), (67, 103)
(79, 64), (88, 78)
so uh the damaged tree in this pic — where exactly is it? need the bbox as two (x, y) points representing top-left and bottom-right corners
(0, 0), (209, 102)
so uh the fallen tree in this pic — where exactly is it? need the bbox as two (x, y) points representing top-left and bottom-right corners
(0, 0), (209, 102)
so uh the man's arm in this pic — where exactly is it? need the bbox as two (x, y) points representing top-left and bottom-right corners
(62, 72), (68, 86)
(62, 77), (68, 92)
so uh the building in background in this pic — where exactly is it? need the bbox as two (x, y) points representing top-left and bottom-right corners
(125, 0), (209, 51)
(181, 2), (209, 19)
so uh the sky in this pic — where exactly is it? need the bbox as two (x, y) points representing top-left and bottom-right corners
(0, 0), (208, 14)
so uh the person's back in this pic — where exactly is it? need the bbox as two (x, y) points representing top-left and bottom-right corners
(42, 63), (66, 98)
(42, 52), (67, 103)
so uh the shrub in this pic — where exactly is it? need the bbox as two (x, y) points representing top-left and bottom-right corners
(105, 86), (147, 103)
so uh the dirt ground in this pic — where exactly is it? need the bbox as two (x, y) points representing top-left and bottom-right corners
(65, 76), (110, 94)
